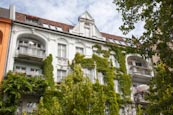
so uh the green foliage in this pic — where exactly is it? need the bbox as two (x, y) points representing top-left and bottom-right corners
(136, 105), (143, 115)
(0, 72), (47, 115)
(115, 1), (173, 114)
(71, 46), (131, 115)
(104, 68), (119, 115)
(72, 53), (95, 69)
(36, 54), (62, 115)
(36, 96), (62, 115)
(146, 63), (173, 115)
(92, 54), (109, 73)
(81, 58), (95, 69)
(57, 64), (107, 115)
(118, 74), (131, 102)
(93, 44), (110, 58)
(107, 43), (131, 102)
(43, 54), (54, 89)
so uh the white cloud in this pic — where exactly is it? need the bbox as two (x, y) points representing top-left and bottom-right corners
(0, 0), (144, 38)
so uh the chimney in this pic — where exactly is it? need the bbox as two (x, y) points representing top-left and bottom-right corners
(10, 5), (15, 20)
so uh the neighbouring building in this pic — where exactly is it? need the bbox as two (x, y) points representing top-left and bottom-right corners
(0, 16), (11, 83)
(0, 5), (154, 115)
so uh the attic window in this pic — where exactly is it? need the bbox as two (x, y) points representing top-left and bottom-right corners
(119, 41), (126, 46)
(84, 27), (90, 37)
(42, 24), (62, 31)
(107, 39), (114, 43)
(26, 15), (39, 25)
(56, 27), (63, 31)
(50, 25), (56, 30)
(114, 40), (121, 44)
(43, 24), (49, 28)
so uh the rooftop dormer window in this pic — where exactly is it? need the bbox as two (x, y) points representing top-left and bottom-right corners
(26, 15), (39, 25)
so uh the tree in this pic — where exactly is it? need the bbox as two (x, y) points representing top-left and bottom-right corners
(114, 0), (173, 114)
(114, 0), (173, 67)
(0, 72), (47, 115)
(36, 54), (62, 115)
(146, 63), (173, 115)
(57, 64), (107, 115)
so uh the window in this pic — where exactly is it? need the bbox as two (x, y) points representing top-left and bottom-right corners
(83, 68), (95, 82)
(84, 27), (90, 37)
(30, 68), (40, 76)
(98, 72), (104, 84)
(26, 16), (39, 25)
(135, 62), (142, 66)
(43, 24), (49, 28)
(15, 66), (26, 73)
(114, 80), (119, 93)
(50, 25), (56, 30)
(57, 69), (66, 81)
(56, 27), (62, 31)
(110, 55), (119, 68)
(58, 43), (66, 58)
(76, 47), (84, 54)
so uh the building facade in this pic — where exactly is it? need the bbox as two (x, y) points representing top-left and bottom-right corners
(0, 6), (154, 115)
(0, 17), (11, 83)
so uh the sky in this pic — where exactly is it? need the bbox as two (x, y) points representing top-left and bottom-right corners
(0, 0), (144, 38)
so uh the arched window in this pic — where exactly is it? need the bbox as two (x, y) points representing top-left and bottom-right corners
(75, 42), (85, 55)
(0, 31), (3, 44)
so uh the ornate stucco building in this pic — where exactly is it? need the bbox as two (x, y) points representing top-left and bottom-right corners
(0, 5), (154, 115)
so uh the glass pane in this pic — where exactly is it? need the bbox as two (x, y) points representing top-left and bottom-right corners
(76, 47), (84, 54)
(58, 44), (66, 58)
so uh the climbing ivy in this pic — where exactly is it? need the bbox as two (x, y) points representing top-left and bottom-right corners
(0, 54), (56, 115)
(36, 54), (61, 115)
(0, 72), (47, 115)
(73, 43), (132, 113)
(72, 52), (120, 115)
(106, 43), (132, 103)
(43, 54), (54, 89)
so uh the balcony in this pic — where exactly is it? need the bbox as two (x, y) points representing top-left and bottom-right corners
(16, 45), (45, 61)
(14, 70), (43, 77)
(129, 65), (152, 77)
(134, 92), (149, 104)
(133, 84), (149, 104)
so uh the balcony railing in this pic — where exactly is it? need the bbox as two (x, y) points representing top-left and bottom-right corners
(14, 70), (43, 77)
(134, 92), (149, 104)
(129, 65), (152, 77)
(16, 45), (45, 59)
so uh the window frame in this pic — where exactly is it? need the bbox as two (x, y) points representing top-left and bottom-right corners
(57, 69), (67, 81)
(76, 46), (84, 54)
(58, 43), (67, 58)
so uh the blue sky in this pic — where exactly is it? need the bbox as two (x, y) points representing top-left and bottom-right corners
(0, 0), (144, 37)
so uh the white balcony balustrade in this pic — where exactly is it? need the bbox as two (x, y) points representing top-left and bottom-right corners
(17, 45), (45, 59)
(129, 65), (152, 77)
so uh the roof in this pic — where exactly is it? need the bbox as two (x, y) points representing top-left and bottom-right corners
(0, 7), (124, 41)
(0, 8), (10, 18)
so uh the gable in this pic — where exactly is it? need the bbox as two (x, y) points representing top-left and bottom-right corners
(70, 11), (105, 41)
